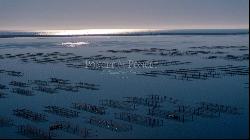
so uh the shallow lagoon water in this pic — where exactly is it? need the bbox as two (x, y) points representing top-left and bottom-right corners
(0, 35), (249, 139)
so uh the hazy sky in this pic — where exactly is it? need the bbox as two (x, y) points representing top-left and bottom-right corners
(0, 0), (249, 30)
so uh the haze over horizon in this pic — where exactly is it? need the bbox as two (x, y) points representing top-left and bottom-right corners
(0, 0), (249, 30)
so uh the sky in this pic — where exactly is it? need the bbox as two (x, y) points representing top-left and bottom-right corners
(0, 0), (249, 30)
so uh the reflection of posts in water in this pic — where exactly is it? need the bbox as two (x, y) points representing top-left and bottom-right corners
(0, 69), (24, 77)
(12, 88), (34, 96)
(0, 84), (8, 90)
(148, 107), (194, 123)
(0, 116), (13, 127)
(49, 121), (94, 138)
(114, 112), (164, 127)
(44, 106), (79, 118)
(0, 91), (7, 98)
(13, 108), (48, 122)
(32, 86), (57, 94)
(72, 102), (106, 115)
(88, 116), (132, 132)
(17, 125), (52, 139)
(100, 99), (136, 111)
(137, 65), (249, 81)
(9, 81), (29, 88)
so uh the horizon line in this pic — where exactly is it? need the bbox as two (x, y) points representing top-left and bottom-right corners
(0, 27), (249, 32)
(0, 28), (249, 38)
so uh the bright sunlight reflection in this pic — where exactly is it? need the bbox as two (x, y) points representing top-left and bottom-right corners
(39, 29), (159, 36)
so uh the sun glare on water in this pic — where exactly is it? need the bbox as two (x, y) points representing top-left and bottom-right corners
(61, 42), (89, 48)
(50, 29), (154, 48)
(40, 29), (156, 36)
